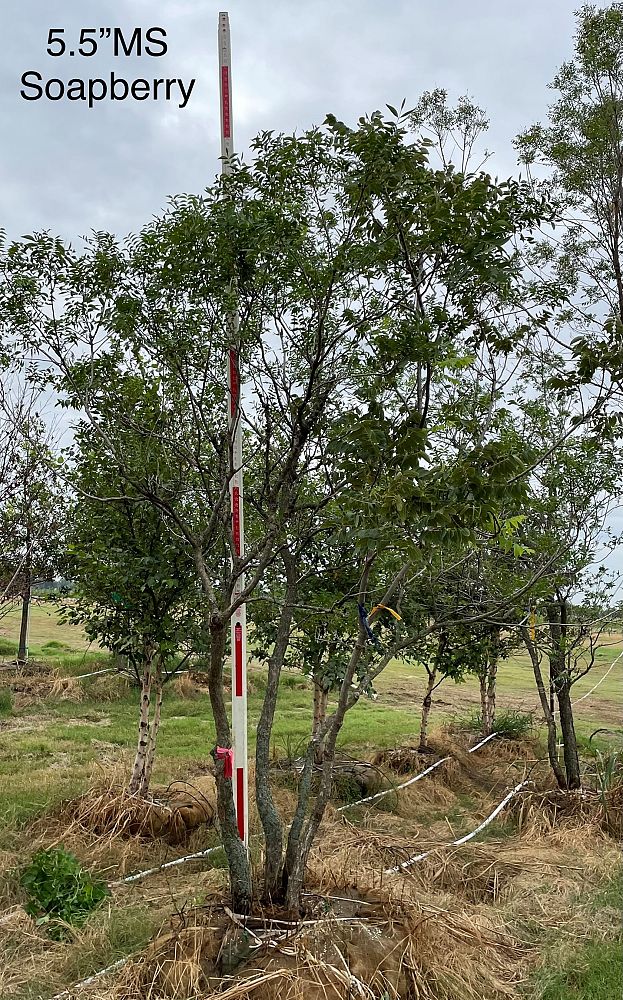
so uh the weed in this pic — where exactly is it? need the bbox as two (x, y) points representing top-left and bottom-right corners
(460, 709), (534, 740)
(591, 748), (623, 801)
(19, 846), (108, 939)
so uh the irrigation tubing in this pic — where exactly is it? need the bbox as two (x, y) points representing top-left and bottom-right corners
(105, 655), (622, 886)
(383, 778), (532, 875)
(110, 845), (221, 886)
(73, 667), (116, 680)
(337, 732), (498, 812)
(343, 651), (622, 814)
(50, 955), (134, 999)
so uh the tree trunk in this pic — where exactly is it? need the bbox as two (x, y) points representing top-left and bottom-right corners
(547, 598), (581, 789)
(418, 667), (436, 750)
(284, 629), (368, 913)
(557, 683), (581, 788)
(312, 678), (329, 764)
(17, 571), (31, 665)
(255, 555), (296, 903)
(520, 625), (567, 789)
(483, 629), (500, 737)
(207, 617), (252, 914)
(129, 651), (154, 795)
(139, 679), (163, 796)
(479, 672), (488, 732)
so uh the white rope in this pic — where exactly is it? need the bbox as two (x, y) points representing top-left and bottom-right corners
(338, 732), (498, 812)
(73, 667), (116, 680)
(566, 650), (622, 710)
(74, 665), (189, 681)
(384, 779), (531, 875)
(110, 845), (221, 886)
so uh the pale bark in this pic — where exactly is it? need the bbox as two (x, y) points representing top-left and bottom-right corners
(480, 629), (500, 737)
(139, 680), (163, 796)
(128, 651), (154, 795)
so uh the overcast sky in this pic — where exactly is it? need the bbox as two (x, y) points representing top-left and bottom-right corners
(2, 0), (586, 243)
(2, 1), (621, 585)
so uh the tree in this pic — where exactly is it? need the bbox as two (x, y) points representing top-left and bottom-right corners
(64, 409), (202, 796)
(1, 108), (552, 913)
(516, 3), (623, 416)
(0, 406), (66, 662)
(510, 370), (622, 788)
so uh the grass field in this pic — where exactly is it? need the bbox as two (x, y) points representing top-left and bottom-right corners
(0, 603), (621, 999)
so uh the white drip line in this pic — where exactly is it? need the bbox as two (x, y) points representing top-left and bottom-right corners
(50, 955), (133, 999)
(73, 667), (116, 680)
(384, 778), (531, 875)
(338, 732), (498, 812)
(110, 845), (221, 886)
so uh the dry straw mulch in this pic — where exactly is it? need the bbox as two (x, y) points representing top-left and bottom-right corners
(63, 776), (217, 844)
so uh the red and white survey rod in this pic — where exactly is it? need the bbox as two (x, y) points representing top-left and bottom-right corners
(218, 11), (249, 848)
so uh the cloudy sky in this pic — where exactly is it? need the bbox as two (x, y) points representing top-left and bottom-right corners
(2, 1), (620, 583)
(2, 0), (585, 243)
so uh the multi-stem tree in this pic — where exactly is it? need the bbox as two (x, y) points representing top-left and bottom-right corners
(1, 109), (552, 913)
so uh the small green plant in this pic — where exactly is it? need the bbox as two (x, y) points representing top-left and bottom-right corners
(20, 846), (108, 939)
(590, 749), (623, 806)
(41, 640), (72, 653)
(0, 688), (13, 715)
(461, 709), (534, 740)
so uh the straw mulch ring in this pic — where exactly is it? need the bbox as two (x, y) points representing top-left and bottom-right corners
(63, 777), (217, 845)
(114, 883), (526, 1000)
(512, 784), (623, 841)
(371, 744), (438, 774)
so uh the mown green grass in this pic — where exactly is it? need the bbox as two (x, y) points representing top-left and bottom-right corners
(535, 939), (622, 1000)
(528, 867), (623, 1000)
(0, 602), (95, 654)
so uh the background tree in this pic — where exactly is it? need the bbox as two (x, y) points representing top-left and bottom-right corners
(0, 406), (66, 662)
(516, 2), (623, 417)
(64, 387), (205, 796)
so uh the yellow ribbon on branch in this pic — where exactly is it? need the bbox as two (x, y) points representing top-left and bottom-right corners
(369, 603), (402, 621)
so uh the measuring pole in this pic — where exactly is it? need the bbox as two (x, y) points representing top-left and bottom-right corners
(218, 11), (249, 848)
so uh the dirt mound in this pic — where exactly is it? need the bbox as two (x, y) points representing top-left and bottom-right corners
(64, 777), (216, 845)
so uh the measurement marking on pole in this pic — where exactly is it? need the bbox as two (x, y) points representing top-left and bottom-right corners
(236, 768), (245, 839)
(221, 66), (231, 137)
(234, 623), (243, 696)
(220, 9), (248, 850)
(229, 350), (238, 415)
(232, 487), (241, 555)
